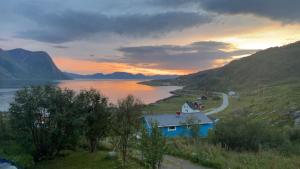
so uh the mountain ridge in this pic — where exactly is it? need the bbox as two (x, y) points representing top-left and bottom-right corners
(64, 71), (178, 80)
(142, 41), (300, 90)
(0, 48), (69, 80)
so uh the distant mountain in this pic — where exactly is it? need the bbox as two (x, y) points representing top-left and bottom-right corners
(64, 72), (178, 80)
(143, 41), (300, 90)
(0, 48), (69, 80)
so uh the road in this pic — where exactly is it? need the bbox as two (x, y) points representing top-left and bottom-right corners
(161, 155), (210, 169)
(206, 92), (229, 115)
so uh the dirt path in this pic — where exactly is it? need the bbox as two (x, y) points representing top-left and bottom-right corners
(161, 155), (211, 169)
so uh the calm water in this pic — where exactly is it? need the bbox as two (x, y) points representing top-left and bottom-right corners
(0, 79), (181, 112)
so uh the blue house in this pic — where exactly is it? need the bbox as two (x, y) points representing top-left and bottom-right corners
(143, 112), (214, 138)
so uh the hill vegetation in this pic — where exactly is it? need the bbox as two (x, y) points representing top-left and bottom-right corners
(143, 41), (300, 91)
(64, 72), (178, 80)
(0, 48), (68, 80)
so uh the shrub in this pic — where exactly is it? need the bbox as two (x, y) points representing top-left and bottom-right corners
(209, 115), (287, 151)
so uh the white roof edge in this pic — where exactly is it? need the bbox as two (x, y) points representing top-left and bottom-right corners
(157, 122), (213, 128)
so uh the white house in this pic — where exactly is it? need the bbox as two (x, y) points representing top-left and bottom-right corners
(228, 91), (236, 96)
(181, 101), (201, 113)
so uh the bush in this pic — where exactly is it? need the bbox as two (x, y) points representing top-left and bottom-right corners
(209, 115), (288, 151)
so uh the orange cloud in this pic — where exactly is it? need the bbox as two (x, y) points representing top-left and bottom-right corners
(53, 56), (191, 75)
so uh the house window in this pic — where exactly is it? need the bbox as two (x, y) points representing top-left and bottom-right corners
(168, 126), (176, 131)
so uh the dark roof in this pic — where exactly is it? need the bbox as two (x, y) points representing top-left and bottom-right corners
(144, 112), (213, 128)
(0, 159), (18, 169)
(186, 101), (198, 110)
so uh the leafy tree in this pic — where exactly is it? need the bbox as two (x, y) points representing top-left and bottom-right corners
(185, 116), (201, 144)
(75, 89), (110, 152)
(140, 123), (165, 169)
(9, 86), (80, 159)
(111, 95), (143, 167)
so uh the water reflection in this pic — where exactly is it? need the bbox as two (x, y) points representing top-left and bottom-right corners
(57, 79), (181, 104)
(0, 79), (181, 111)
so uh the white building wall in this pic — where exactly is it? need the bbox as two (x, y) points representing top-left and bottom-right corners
(181, 103), (200, 113)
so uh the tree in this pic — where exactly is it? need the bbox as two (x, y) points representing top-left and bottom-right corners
(9, 86), (80, 159)
(75, 89), (110, 152)
(140, 123), (165, 169)
(0, 113), (10, 144)
(111, 95), (143, 167)
(186, 116), (201, 144)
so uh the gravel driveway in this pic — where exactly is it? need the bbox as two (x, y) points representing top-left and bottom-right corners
(161, 155), (211, 169)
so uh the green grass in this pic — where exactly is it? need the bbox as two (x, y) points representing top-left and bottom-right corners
(144, 90), (221, 114)
(34, 150), (144, 169)
(219, 82), (300, 123)
(166, 139), (300, 169)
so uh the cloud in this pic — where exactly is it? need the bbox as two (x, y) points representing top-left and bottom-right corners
(0, 38), (10, 41)
(16, 10), (213, 43)
(200, 0), (300, 23)
(150, 0), (300, 23)
(52, 45), (69, 49)
(117, 41), (258, 71)
(149, 0), (200, 8)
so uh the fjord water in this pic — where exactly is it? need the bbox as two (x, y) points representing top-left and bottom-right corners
(0, 79), (181, 112)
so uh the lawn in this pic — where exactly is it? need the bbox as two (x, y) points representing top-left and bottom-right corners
(144, 89), (221, 114)
(34, 150), (144, 169)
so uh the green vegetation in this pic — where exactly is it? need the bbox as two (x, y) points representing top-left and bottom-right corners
(140, 123), (166, 169)
(220, 82), (300, 122)
(166, 140), (300, 169)
(1, 86), (145, 169)
(144, 90), (221, 114)
(143, 41), (300, 91)
(75, 89), (110, 153)
(0, 48), (68, 80)
(163, 114), (300, 169)
(34, 150), (143, 169)
(111, 95), (144, 167)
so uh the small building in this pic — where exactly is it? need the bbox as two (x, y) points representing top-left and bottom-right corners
(198, 95), (208, 100)
(182, 101), (201, 113)
(142, 112), (214, 138)
(228, 91), (236, 96)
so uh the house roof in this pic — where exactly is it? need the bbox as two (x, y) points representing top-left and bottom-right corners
(144, 112), (213, 128)
(185, 101), (198, 110)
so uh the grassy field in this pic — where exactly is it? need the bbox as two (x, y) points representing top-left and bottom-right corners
(144, 89), (221, 114)
(219, 82), (300, 123)
(34, 150), (144, 169)
(166, 139), (300, 169)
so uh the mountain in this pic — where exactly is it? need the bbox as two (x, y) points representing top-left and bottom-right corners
(143, 41), (300, 90)
(0, 48), (69, 80)
(64, 72), (178, 80)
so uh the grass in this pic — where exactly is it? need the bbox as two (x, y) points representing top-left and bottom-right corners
(166, 139), (300, 169)
(144, 89), (221, 114)
(219, 82), (300, 123)
(34, 150), (144, 169)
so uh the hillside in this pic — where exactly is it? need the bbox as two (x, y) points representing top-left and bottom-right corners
(0, 48), (68, 80)
(143, 41), (300, 90)
(64, 72), (178, 80)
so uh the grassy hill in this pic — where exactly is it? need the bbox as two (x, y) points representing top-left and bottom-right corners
(143, 41), (300, 91)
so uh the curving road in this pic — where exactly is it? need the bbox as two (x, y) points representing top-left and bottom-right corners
(206, 92), (229, 115)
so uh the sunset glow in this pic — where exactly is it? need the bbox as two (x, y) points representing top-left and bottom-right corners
(53, 56), (192, 75)
(1, 0), (300, 75)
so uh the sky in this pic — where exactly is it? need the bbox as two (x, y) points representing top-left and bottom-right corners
(1, 0), (300, 75)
